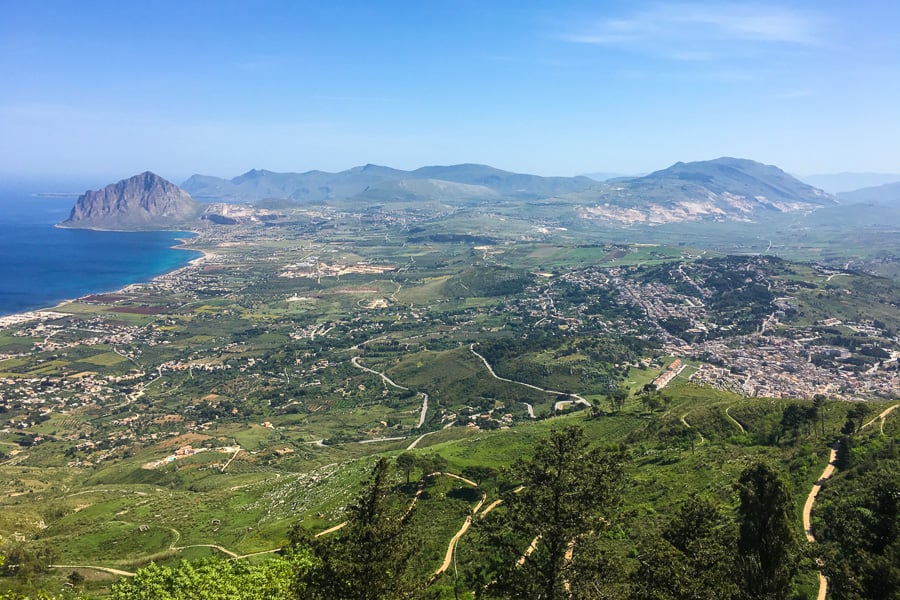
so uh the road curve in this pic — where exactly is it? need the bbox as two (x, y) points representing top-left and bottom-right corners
(434, 494), (487, 576)
(407, 431), (434, 450)
(469, 345), (591, 412)
(174, 544), (239, 559)
(350, 356), (408, 390)
(314, 521), (348, 537)
(724, 405), (746, 433)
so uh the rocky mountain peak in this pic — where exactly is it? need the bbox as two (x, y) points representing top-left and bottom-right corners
(62, 172), (201, 230)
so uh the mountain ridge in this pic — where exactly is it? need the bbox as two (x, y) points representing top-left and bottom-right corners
(837, 181), (900, 205)
(181, 163), (595, 203)
(571, 157), (835, 225)
(800, 172), (900, 194)
(79, 158), (835, 227)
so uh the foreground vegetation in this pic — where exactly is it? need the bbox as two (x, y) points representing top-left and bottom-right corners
(1, 394), (897, 599)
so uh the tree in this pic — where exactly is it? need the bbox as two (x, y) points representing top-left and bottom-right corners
(813, 394), (827, 436)
(67, 570), (85, 588)
(475, 425), (625, 599)
(416, 453), (448, 478)
(779, 403), (805, 440)
(462, 465), (497, 486)
(805, 405), (819, 437)
(296, 458), (421, 600)
(609, 389), (627, 412)
(817, 467), (899, 600)
(0, 543), (57, 582)
(396, 452), (416, 484)
(849, 403), (869, 433)
(641, 392), (664, 414)
(632, 497), (737, 600)
(734, 462), (799, 600)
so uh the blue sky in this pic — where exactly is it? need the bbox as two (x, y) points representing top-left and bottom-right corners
(2, 1), (899, 182)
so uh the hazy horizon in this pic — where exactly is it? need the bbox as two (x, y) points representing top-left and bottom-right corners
(3, 1), (900, 181)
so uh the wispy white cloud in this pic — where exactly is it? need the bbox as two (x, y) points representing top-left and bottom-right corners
(563, 3), (821, 59)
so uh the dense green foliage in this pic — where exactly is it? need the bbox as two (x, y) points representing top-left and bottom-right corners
(631, 497), (737, 600)
(815, 420), (899, 600)
(109, 552), (315, 600)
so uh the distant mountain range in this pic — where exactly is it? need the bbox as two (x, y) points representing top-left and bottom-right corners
(837, 181), (900, 205)
(61, 172), (201, 230)
(800, 172), (900, 194)
(181, 164), (596, 203)
(63, 158), (840, 229)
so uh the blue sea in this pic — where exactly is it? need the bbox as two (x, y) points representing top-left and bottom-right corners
(0, 185), (201, 317)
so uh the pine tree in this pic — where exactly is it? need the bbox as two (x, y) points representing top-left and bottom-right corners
(475, 424), (625, 599)
(734, 462), (799, 600)
(297, 458), (421, 600)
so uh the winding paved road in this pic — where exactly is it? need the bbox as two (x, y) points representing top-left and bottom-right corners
(407, 431), (434, 450)
(724, 404), (746, 433)
(350, 355), (429, 428)
(350, 356), (408, 391)
(469, 345), (591, 412)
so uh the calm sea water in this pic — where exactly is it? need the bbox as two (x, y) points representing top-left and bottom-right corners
(0, 187), (200, 317)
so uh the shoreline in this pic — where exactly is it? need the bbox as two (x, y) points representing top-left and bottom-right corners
(0, 231), (210, 327)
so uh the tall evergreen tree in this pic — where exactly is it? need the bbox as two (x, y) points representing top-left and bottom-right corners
(296, 458), (420, 600)
(475, 424), (625, 599)
(734, 462), (799, 600)
(812, 394), (827, 436)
